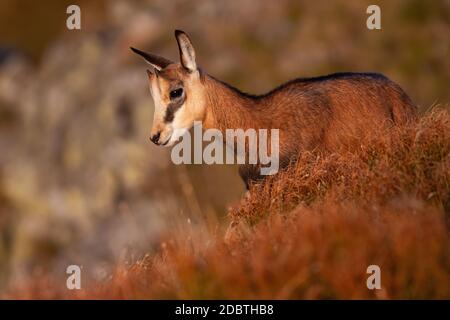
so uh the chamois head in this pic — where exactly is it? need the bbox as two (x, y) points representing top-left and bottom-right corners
(131, 30), (206, 146)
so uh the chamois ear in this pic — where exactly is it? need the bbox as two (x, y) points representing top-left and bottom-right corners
(174, 30), (197, 72)
(130, 47), (172, 70)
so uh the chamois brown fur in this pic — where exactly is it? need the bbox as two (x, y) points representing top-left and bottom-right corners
(201, 72), (417, 187)
(131, 30), (417, 188)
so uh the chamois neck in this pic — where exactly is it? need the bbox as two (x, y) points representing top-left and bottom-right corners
(202, 74), (263, 132)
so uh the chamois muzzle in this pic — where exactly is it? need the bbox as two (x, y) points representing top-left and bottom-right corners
(150, 131), (161, 145)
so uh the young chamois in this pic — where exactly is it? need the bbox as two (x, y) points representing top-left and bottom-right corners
(131, 30), (417, 189)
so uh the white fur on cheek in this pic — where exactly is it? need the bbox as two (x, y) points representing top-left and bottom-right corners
(165, 128), (189, 147)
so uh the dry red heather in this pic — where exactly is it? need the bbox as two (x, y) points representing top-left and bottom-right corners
(5, 109), (450, 299)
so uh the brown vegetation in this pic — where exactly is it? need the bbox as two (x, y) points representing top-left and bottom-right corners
(7, 109), (450, 299)
(1, 0), (449, 299)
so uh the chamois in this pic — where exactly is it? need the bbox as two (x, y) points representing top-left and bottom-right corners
(131, 30), (417, 189)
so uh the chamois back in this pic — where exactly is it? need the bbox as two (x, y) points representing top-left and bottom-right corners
(231, 72), (417, 186)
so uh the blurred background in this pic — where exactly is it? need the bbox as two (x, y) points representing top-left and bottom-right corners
(0, 0), (449, 291)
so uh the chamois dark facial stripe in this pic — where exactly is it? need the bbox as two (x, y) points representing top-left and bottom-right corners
(164, 98), (185, 123)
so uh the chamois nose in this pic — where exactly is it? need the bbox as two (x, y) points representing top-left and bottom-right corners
(150, 131), (161, 145)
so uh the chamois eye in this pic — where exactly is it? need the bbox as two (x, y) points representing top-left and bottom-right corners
(170, 88), (183, 100)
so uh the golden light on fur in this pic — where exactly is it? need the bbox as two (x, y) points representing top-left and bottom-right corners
(131, 30), (418, 188)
